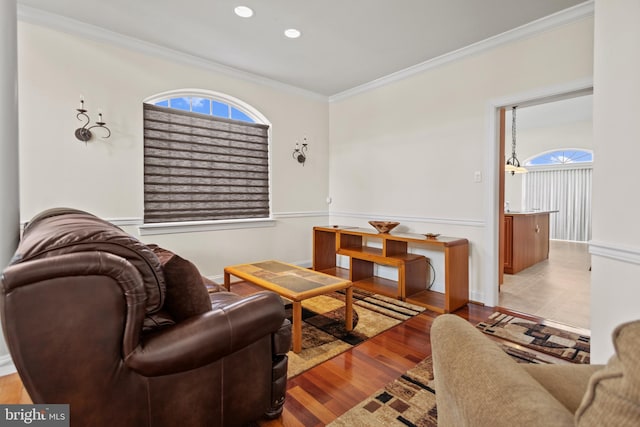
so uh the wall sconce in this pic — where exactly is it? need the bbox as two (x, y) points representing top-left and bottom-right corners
(75, 96), (111, 142)
(292, 137), (308, 166)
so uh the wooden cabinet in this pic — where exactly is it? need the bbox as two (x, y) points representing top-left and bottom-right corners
(503, 212), (552, 274)
(313, 226), (469, 313)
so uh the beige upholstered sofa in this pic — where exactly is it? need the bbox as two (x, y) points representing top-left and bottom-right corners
(431, 314), (640, 427)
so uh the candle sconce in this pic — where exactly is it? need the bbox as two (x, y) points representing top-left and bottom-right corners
(292, 137), (308, 166)
(75, 97), (111, 142)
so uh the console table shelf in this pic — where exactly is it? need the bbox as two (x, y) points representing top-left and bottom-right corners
(315, 266), (409, 299)
(313, 226), (470, 313)
(337, 247), (426, 266)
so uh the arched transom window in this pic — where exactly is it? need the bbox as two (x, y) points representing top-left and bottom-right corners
(525, 149), (593, 166)
(152, 95), (256, 123)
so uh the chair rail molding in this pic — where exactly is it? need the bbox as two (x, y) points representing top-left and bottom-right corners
(272, 211), (328, 219)
(589, 240), (640, 266)
(329, 211), (484, 228)
(22, 213), (329, 236)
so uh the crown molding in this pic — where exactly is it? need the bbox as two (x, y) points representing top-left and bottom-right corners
(17, 2), (594, 103)
(16, 5), (327, 102)
(329, 0), (595, 102)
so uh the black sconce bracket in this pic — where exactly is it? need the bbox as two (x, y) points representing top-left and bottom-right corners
(75, 98), (111, 142)
(292, 137), (309, 166)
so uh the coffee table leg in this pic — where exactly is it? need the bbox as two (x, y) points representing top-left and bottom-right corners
(293, 301), (302, 353)
(345, 287), (353, 331)
(223, 271), (231, 291)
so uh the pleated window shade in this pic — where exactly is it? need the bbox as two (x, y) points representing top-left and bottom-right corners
(143, 103), (270, 224)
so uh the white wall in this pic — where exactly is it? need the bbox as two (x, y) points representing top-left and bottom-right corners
(590, 0), (640, 363)
(0, 0), (19, 376)
(329, 17), (594, 305)
(18, 21), (330, 278)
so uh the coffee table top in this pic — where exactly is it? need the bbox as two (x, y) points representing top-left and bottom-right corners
(224, 260), (351, 301)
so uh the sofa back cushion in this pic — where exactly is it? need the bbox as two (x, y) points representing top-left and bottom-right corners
(575, 319), (640, 426)
(14, 208), (166, 315)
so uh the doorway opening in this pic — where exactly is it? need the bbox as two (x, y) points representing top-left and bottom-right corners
(497, 92), (593, 330)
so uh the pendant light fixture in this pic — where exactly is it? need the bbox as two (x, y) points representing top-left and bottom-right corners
(505, 106), (527, 175)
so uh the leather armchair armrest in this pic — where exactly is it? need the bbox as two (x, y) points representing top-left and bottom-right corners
(125, 291), (285, 376)
(273, 319), (292, 356)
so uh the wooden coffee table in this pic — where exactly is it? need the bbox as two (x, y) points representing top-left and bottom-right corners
(224, 260), (353, 353)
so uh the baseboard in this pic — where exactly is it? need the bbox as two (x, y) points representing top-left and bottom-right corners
(0, 354), (16, 376)
(469, 291), (485, 305)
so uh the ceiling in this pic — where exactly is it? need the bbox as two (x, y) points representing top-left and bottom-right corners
(17, 0), (587, 97)
(514, 95), (593, 131)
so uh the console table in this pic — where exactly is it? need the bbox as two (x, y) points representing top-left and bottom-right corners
(313, 226), (469, 313)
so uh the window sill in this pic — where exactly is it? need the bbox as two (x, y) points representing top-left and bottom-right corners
(138, 218), (276, 236)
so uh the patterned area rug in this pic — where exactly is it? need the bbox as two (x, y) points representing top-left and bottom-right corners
(328, 341), (546, 427)
(476, 312), (591, 363)
(329, 356), (437, 427)
(286, 288), (425, 378)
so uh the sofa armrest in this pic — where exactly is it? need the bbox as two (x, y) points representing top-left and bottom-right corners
(125, 291), (285, 376)
(522, 363), (604, 414)
(431, 314), (575, 427)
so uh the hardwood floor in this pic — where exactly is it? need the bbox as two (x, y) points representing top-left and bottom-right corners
(266, 303), (494, 427)
(0, 277), (584, 425)
(0, 373), (31, 404)
(0, 281), (494, 426)
(0, 248), (590, 425)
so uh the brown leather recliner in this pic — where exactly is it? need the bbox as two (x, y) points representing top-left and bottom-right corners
(0, 208), (291, 427)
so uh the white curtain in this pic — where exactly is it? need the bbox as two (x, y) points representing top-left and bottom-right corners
(522, 166), (592, 241)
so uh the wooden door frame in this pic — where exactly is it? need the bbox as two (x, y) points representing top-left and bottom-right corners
(498, 108), (505, 287)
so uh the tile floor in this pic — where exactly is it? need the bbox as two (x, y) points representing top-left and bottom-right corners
(499, 240), (591, 330)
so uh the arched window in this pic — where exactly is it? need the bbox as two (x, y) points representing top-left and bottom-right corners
(525, 149), (593, 166)
(142, 90), (271, 227)
(152, 96), (255, 123)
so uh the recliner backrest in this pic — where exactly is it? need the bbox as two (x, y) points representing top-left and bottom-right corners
(12, 208), (166, 316)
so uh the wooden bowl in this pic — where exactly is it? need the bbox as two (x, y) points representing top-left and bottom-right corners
(368, 221), (400, 234)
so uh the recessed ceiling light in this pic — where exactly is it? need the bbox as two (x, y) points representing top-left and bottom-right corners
(234, 6), (254, 18)
(284, 28), (301, 39)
